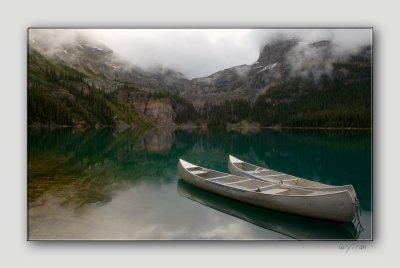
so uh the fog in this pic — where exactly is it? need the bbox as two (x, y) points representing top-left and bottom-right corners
(29, 28), (371, 79)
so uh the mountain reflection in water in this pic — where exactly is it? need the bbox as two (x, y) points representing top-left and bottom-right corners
(28, 127), (371, 240)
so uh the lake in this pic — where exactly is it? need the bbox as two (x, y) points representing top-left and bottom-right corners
(28, 127), (372, 240)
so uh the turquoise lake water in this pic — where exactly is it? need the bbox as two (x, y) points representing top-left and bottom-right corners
(28, 127), (372, 240)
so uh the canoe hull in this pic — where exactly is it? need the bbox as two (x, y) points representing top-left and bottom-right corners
(179, 161), (356, 223)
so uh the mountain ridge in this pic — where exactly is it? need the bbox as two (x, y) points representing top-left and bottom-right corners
(28, 34), (372, 129)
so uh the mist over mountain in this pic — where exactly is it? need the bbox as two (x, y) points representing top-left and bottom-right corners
(29, 29), (371, 78)
(185, 37), (371, 107)
(28, 29), (372, 129)
(29, 30), (190, 94)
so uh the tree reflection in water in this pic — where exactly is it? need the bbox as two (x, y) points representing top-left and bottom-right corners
(28, 127), (371, 239)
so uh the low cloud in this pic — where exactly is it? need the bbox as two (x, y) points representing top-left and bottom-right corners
(29, 28), (371, 79)
(285, 42), (336, 78)
(251, 29), (371, 78)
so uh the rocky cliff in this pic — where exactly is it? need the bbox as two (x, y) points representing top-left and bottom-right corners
(184, 38), (344, 108)
(134, 98), (175, 127)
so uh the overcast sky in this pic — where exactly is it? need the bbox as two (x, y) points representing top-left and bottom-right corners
(31, 29), (372, 79)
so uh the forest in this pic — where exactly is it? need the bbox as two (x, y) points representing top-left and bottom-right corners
(28, 51), (147, 127)
(28, 49), (371, 129)
(191, 55), (372, 129)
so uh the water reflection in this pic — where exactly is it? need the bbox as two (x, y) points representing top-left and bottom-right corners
(28, 127), (372, 240)
(177, 180), (359, 240)
(29, 182), (289, 240)
(28, 128), (177, 209)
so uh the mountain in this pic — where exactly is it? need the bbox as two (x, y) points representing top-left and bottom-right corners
(28, 34), (372, 129)
(28, 34), (198, 128)
(202, 43), (371, 128)
(29, 34), (190, 94)
(184, 38), (343, 107)
(28, 48), (197, 128)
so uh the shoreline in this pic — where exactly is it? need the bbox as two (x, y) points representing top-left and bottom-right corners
(269, 126), (372, 131)
(28, 124), (372, 131)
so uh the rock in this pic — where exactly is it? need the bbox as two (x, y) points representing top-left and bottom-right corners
(83, 78), (130, 93)
(184, 39), (300, 106)
(133, 97), (176, 127)
(178, 121), (199, 129)
(227, 120), (260, 134)
(113, 116), (130, 129)
(52, 89), (76, 101)
(257, 38), (298, 65)
(132, 99), (147, 115)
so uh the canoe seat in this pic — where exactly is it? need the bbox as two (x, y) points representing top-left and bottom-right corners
(187, 167), (202, 171)
(224, 179), (251, 185)
(248, 169), (266, 174)
(261, 188), (288, 194)
(208, 175), (232, 181)
(191, 170), (208, 175)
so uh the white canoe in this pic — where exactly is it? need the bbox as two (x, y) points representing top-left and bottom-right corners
(178, 159), (357, 223)
(228, 155), (358, 201)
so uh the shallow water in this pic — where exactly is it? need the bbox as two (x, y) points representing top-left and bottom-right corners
(28, 127), (372, 240)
